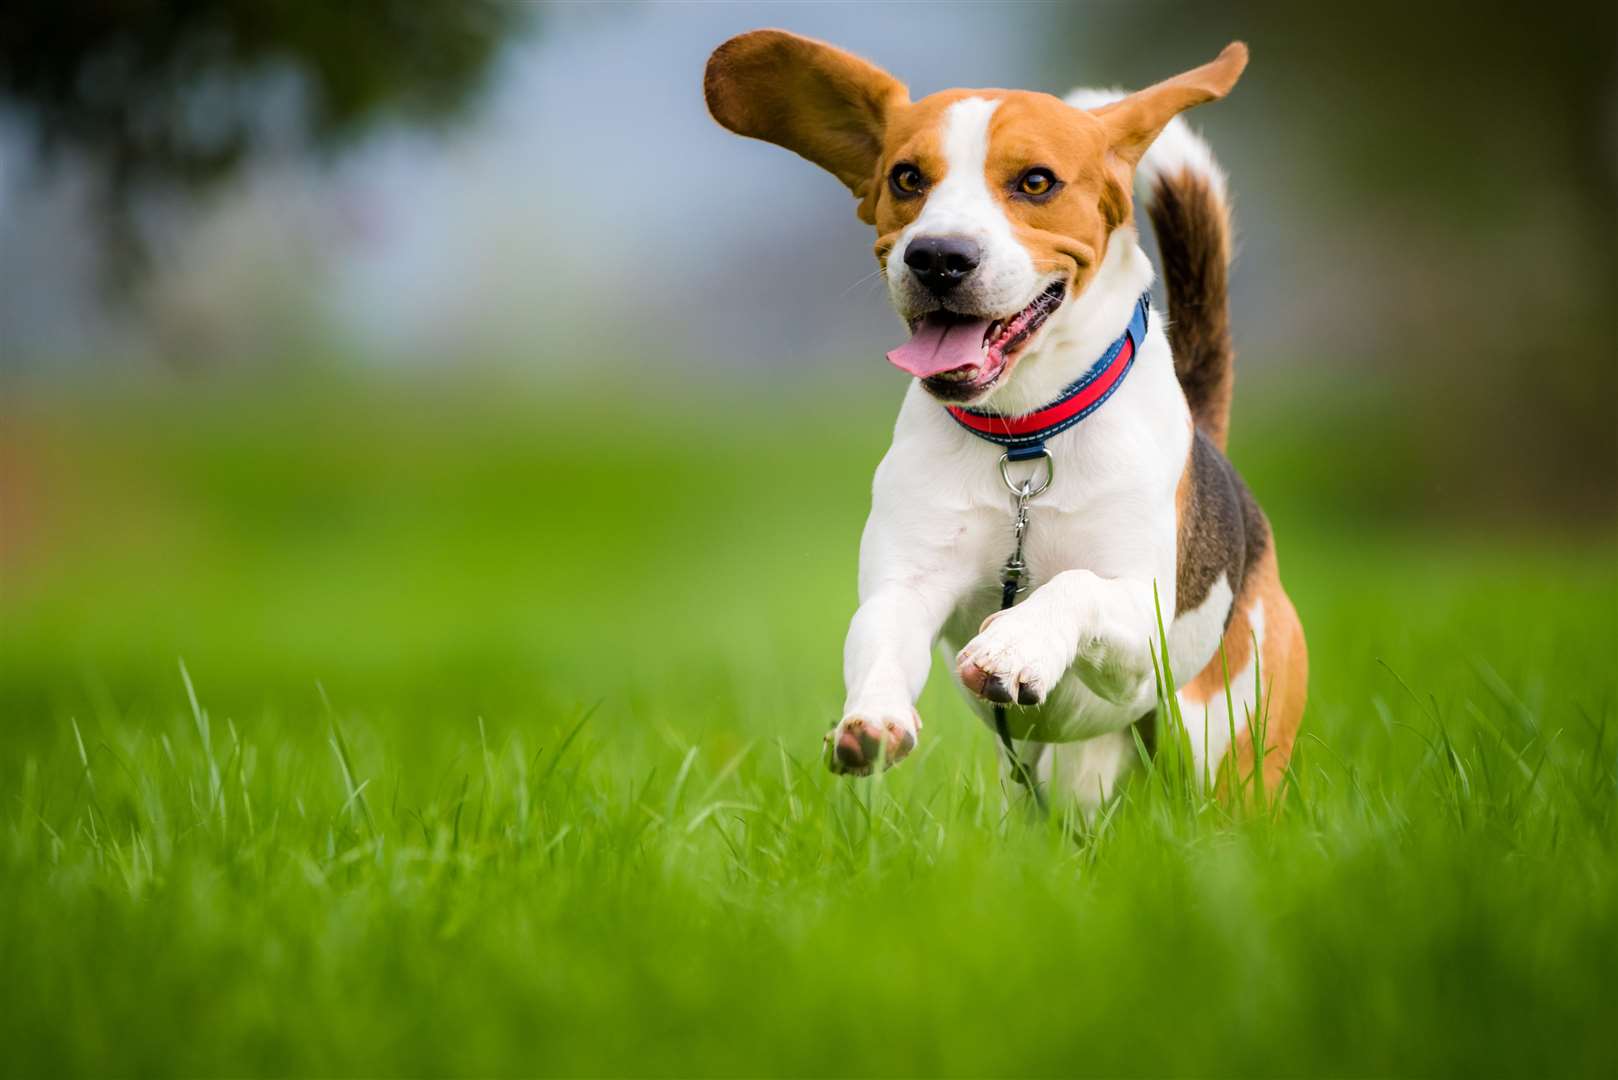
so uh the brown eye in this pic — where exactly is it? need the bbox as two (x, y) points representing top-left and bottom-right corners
(890, 164), (923, 196)
(1017, 168), (1058, 198)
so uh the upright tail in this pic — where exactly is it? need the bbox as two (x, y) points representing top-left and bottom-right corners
(1068, 89), (1238, 451)
(1139, 116), (1236, 450)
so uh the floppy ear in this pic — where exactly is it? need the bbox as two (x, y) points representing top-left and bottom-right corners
(1091, 42), (1248, 166)
(704, 29), (908, 223)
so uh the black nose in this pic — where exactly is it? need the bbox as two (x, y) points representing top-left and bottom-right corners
(903, 235), (981, 294)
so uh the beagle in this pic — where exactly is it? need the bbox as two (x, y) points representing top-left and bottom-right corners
(705, 30), (1306, 805)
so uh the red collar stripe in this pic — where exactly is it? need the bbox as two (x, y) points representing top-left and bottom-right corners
(947, 334), (1134, 437)
(944, 293), (1149, 450)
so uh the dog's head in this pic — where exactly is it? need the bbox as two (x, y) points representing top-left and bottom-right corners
(705, 30), (1245, 404)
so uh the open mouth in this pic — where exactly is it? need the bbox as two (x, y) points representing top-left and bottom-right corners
(885, 281), (1067, 401)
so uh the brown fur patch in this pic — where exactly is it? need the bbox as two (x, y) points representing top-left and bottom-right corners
(1174, 431), (1269, 616)
(1194, 546), (1307, 801)
(1148, 168), (1236, 451)
(703, 30), (908, 223)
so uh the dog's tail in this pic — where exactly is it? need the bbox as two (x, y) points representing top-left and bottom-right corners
(1137, 116), (1237, 451)
(1069, 89), (1239, 451)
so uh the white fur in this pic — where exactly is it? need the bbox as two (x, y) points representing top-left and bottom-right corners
(1168, 573), (1233, 686)
(886, 98), (1047, 324)
(1178, 599), (1263, 779)
(1041, 730), (1136, 809)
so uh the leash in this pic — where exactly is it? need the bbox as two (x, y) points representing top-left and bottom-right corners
(993, 449), (1051, 810)
(954, 293), (1151, 809)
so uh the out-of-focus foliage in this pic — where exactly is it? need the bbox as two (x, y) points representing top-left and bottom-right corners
(0, 1), (521, 274)
(1056, 0), (1617, 522)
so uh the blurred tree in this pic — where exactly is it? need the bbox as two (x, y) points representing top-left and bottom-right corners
(1050, 0), (1617, 523)
(0, 1), (522, 281)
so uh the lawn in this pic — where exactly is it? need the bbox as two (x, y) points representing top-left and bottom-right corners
(2, 376), (1614, 1076)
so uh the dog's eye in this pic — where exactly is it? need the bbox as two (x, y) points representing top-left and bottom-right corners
(890, 164), (924, 196)
(1017, 168), (1058, 198)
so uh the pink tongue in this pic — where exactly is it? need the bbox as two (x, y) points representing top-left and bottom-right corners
(886, 316), (995, 378)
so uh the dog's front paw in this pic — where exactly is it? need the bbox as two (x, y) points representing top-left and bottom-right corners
(956, 606), (1071, 708)
(824, 711), (918, 776)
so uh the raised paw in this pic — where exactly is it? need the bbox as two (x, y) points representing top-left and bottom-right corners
(823, 713), (918, 776)
(955, 607), (1069, 709)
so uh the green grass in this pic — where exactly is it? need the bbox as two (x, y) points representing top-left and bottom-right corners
(2, 376), (1615, 1076)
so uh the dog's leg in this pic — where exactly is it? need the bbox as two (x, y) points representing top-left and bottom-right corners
(1042, 731), (1138, 810)
(829, 585), (956, 775)
(956, 570), (1160, 713)
(999, 735), (1137, 819)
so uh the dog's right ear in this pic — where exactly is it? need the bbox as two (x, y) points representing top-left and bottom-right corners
(705, 29), (908, 223)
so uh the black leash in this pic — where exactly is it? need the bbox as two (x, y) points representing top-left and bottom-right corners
(992, 451), (1050, 812)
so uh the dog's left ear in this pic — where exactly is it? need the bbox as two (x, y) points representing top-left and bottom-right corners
(705, 29), (909, 223)
(1091, 42), (1248, 166)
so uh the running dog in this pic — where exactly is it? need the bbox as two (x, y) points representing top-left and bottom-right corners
(704, 31), (1306, 804)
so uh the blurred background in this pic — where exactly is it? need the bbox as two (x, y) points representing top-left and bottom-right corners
(1, 0), (1614, 716)
(4, 8), (1615, 1073)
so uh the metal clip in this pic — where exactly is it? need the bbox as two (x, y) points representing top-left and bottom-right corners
(996, 449), (1049, 597)
(1002, 495), (1031, 595)
(998, 448), (1054, 500)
